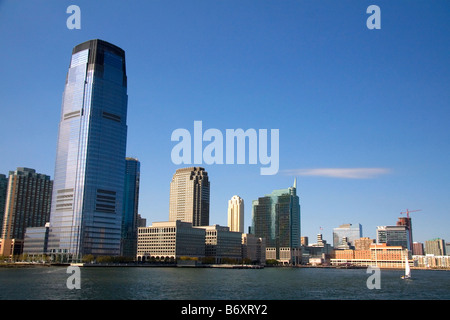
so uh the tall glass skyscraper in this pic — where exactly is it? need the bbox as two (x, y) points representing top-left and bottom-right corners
(251, 179), (301, 264)
(48, 40), (128, 260)
(121, 157), (140, 257)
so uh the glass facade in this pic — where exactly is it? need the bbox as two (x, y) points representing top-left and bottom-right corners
(48, 40), (128, 260)
(121, 158), (140, 257)
(251, 180), (301, 261)
(332, 223), (363, 248)
(376, 225), (410, 249)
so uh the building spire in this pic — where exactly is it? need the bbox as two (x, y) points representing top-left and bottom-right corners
(293, 177), (297, 189)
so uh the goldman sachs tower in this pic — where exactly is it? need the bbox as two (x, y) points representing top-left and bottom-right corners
(48, 40), (128, 260)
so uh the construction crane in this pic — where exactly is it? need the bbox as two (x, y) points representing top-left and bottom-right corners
(400, 209), (421, 218)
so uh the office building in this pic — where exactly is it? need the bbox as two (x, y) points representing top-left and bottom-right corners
(137, 214), (146, 227)
(196, 224), (242, 264)
(47, 39), (128, 261)
(121, 157), (140, 257)
(0, 168), (52, 256)
(396, 216), (413, 250)
(376, 225), (410, 249)
(169, 167), (210, 226)
(136, 220), (206, 262)
(251, 178), (301, 264)
(332, 223), (362, 248)
(301, 236), (309, 246)
(242, 233), (265, 264)
(228, 195), (244, 233)
(331, 243), (409, 268)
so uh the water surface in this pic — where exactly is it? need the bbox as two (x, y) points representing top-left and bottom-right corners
(0, 266), (448, 300)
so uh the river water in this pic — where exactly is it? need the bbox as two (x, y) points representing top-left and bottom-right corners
(0, 266), (449, 300)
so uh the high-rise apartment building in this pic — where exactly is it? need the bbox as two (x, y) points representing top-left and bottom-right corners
(47, 39), (128, 260)
(121, 157), (140, 257)
(0, 168), (52, 256)
(425, 238), (446, 256)
(251, 179), (301, 264)
(169, 167), (210, 226)
(332, 223), (362, 248)
(227, 195), (244, 233)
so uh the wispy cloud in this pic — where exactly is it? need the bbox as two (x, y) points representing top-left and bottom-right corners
(282, 168), (391, 179)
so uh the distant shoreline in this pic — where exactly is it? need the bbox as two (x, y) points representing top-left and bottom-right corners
(1, 262), (449, 271)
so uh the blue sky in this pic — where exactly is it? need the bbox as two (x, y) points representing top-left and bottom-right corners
(0, 0), (449, 244)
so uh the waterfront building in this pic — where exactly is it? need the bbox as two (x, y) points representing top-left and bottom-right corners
(196, 224), (242, 263)
(425, 238), (446, 256)
(332, 223), (362, 248)
(330, 243), (410, 268)
(376, 225), (410, 249)
(242, 233), (265, 264)
(251, 179), (301, 265)
(0, 168), (52, 257)
(47, 39), (128, 261)
(227, 195), (244, 233)
(136, 220), (206, 262)
(121, 157), (140, 258)
(169, 167), (210, 226)
(413, 254), (450, 268)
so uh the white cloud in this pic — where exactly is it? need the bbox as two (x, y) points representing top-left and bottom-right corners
(282, 168), (391, 179)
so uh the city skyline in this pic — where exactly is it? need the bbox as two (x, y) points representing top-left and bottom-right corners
(0, 1), (449, 244)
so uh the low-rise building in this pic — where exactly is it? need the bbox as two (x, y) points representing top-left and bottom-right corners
(136, 220), (206, 262)
(331, 243), (410, 268)
(242, 233), (265, 264)
(196, 224), (242, 263)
